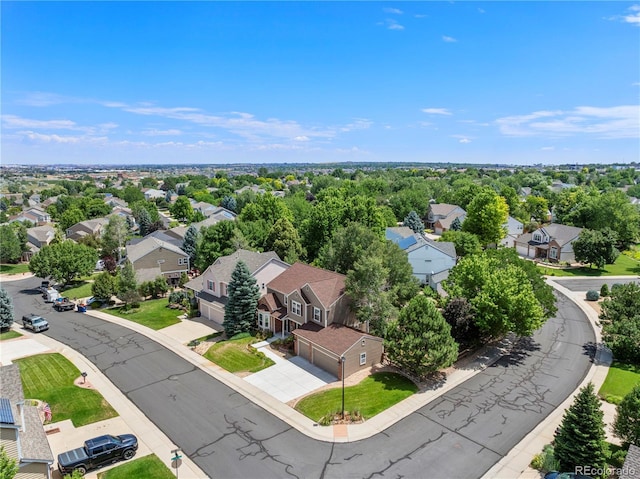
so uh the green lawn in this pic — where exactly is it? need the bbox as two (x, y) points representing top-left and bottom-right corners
(97, 454), (174, 479)
(204, 335), (274, 373)
(14, 353), (118, 427)
(107, 298), (182, 330)
(0, 263), (30, 274)
(295, 372), (418, 422)
(0, 330), (22, 340)
(599, 362), (640, 404)
(540, 253), (640, 277)
(61, 280), (94, 300)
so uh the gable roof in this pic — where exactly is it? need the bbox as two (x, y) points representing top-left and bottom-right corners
(268, 262), (347, 308)
(68, 217), (109, 235)
(390, 231), (457, 259)
(204, 249), (281, 285)
(538, 223), (583, 246)
(429, 203), (464, 218)
(126, 236), (188, 263)
(27, 225), (56, 244)
(385, 227), (415, 242)
(293, 323), (382, 357)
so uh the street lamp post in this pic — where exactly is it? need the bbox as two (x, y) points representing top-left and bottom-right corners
(340, 356), (346, 420)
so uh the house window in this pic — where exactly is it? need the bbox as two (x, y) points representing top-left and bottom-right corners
(207, 280), (215, 292)
(291, 300), (301, 316)
(360, 352), (366, 366)
(178, 258), (188, 265)
(313, 307), (321, 322)
(550, 247), (558, 259)
(533, 233), (542, 242)
(258, 312), (270, 329)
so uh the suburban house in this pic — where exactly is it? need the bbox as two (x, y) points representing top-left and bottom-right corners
(142, 188), (165, 200)
(24, 225), (56, 261)
(257, 262), (384, 379)
(10, 207), (51, 226)
(0, 364), (54, 479)
(125, 236), (190, 284)
(185, 249), (289, 323)
(514, 223), (583, 263)
(425, 203), (466, 235)
(104, 196), (128, 209)
(386, 227), (457, 291)
(192, 207), (237, 229)
(66, 217), (109, 242)
(500, 216), (524, 248)
(128, 227), (187, 250)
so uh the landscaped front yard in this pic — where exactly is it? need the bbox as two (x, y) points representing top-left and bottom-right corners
(14, 353), (118, 427)
(295, 372), (418, 423)
(598, 361), (640, 404)
(0, 263), (30, 275)
(97, 454), (174, 479)
(204, 334), (274, 373)
(540, 253), (640, 277)
(106, 298), (182, 330)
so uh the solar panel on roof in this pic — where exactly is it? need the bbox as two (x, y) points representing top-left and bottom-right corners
(0, 398), (15, 424)
(398, 235), (418, 250)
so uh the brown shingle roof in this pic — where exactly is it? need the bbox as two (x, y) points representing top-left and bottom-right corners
(267, 262), (346, 308)
(293, 323), (381, 357)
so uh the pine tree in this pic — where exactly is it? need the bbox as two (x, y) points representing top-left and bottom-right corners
(613, 384), (640, 447)
(182, 225), (198, 266)
(117, 261), (139, 305)
(384, 295), (458, 379)
(403, 210), (425, 234)
(0, 445), (18, 479)
(221, 196), (237, 212)
(0, 287), (15, 331)
(222, 260), (260, 337)
(138, 208), (151, 237)
(553, 383), (608, 476)
(450, 216), (462, 231)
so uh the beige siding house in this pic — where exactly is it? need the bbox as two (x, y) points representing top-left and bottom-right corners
(125, 236), (189, 285)
(425, 203), (466, 235)
(515, 223), (583, 263)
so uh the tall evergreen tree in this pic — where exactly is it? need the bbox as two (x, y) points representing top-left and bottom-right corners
(553, 383), (608, 477)
(384, 295), (458, 379)
(450, 216), (462, 231)
(138, 208), (152, 237)
(403, 210), (425, 234)
(117, 261), (138, 303)
(182, 225), (199, 266)
(0, 287), (15, 331)
(220, 195), (237, 212)
(222, 261), (260, 337)
(613, 384), (640, 447)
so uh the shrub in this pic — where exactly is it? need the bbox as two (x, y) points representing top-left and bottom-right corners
(586, 290), (600, 301)
(530, 444), (559, 473)
(168, 290), (189, 305)
(609, 448), (627, 468)
(600, 283), (609, 297)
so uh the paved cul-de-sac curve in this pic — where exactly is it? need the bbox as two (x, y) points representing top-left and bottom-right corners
(6, 278), (595, 479)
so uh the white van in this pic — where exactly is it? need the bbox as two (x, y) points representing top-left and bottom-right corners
(44, 288), (60, 303)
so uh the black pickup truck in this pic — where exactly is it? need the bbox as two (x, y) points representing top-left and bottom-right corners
(57, 434), (138, 475)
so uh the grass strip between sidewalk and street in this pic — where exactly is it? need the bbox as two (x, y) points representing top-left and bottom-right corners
(598, 361), (640, 404)
(106, 298), (182, 330)
(296, 372), (418, 422)
(204, 335), (274, 373)
(0, 330), (22, 340)
(97, 454), (175, 479)
(14, 353), (118, 427)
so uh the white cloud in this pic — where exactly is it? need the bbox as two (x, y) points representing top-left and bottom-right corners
(450, 134), (473, 143)
(141, 128), (182, 136)
(442, 35), (457, 43)
(385, 19), (405, 30)
(294, 136), (310, 142)
(496, 105), (640, 139)
(541, 146), (555, 151)
(16, 92), (72, 107)
(459, 138), (471, 144)
(422, 108), (452, 116)
(19, 131), (108, 144)
(607, 5), (640, 26)
(383, 7), (403, 14)
(2, 115), (79, 130)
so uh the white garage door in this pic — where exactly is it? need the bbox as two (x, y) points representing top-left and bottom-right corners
(200, 300), (225, 322)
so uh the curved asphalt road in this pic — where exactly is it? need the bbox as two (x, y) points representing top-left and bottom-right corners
(6, 277), (595, 479)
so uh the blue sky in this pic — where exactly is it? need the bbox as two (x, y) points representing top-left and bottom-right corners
(2, 1), (639, 166)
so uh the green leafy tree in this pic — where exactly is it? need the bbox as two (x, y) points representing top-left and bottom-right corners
(101, 215), (129, 262)
(122, 185), (145, 204)
(442, 297), (479, 347)
(316, 223), (379, 275)
(29, 241), (97, 286)
(170, 196), (194, 222)
(117, 261), (138, 302)
(600, 283), (640, 364)
(573, 228), (620, 269)
(385, 295), (458, 379)
(440, 230), (482, 257)
(0, 225), (22, 263)
(613, 384), (640, 447)
(553, 383), (608, 477)
(59, 206), (86, 232)
(265, 217), (304, 264)
(0, 444), (18, 479)
(222, 260), (260, 337)
(524, 195), (549, 223)
(195, 220), (238, 271)
(403, 210), (424, 234)
(462, 189), (509, 246)
(182, 225), (199, 266)
(0, 287), (15, 331)
(91, 272), (117, 302)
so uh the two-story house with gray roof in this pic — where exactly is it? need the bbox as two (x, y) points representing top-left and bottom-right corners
(125, 236), (190, 285)
(425, 203), (466, 235)
(0, 364), (54, 479)
(66, 218), (109, 242)
(185, 249), (289, 323)
(515, 223), (583, 263)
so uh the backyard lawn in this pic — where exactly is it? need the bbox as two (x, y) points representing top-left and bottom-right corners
(296, 372), (418, 422)
(599, 362), (640, 404)
(204, 335), (274, 373)
(0, 263), (30, 274)
(107, 298), (182, 330)
(0, 330), (22, 340)
(14, 353), (118, 427)
(97, 454), (174, 479)
(540, 254), (640, 277)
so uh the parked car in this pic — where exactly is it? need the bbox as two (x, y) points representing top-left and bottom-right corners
(22, 314), (49, 332)
(38, 280), (50, 293)
(544, 473), (593, 479)
(57, 434), (138, 476)
(53, 298), (75, 312)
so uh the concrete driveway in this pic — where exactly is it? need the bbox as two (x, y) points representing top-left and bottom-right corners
(1, 333), (52, 365)
(244, 342), (336, 403)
